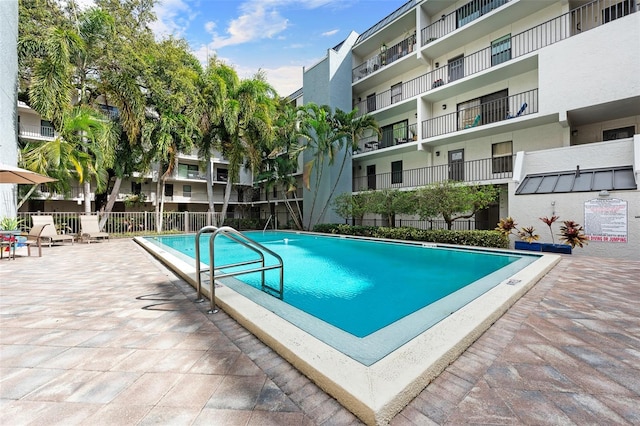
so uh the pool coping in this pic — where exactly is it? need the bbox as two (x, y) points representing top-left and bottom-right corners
(135, 234), (561, 425)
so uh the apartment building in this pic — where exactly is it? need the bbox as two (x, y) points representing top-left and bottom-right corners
(301, 0), (639, 259)
(17, 97), (305, 227)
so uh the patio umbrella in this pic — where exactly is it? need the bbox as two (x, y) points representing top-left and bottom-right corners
(0, 163), (57, 184)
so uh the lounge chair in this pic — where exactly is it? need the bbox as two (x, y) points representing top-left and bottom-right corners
(31, 215), (75, 246)
(24, 224), (49, 257)
(80, 215), (109, 243)
(464, 114), (481, 129)
(507, 102), (527, 119)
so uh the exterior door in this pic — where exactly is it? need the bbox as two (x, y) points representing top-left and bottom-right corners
(448, 55), (464, 82)
(367, 165), (376, 190)
(448, 149), (464, 181)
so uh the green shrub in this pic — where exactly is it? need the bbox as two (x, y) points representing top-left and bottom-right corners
(312, 224), (508, 249)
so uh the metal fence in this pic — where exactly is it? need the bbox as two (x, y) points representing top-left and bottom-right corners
(16, 211), (272, 236)
(353, 156), (513, 192)
(422, 89), (538, 138)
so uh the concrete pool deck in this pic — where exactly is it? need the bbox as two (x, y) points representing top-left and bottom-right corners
(1, 238), (639, 425)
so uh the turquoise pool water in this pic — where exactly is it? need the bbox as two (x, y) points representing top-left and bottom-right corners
(146, 232), (532, 339)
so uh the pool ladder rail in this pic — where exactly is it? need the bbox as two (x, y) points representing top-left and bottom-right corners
(194, 226), (284, 314)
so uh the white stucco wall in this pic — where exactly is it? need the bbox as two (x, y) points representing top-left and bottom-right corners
(0, 0), (18, 218)
(538, 12), (640, 122)
(510, 138), (640, 260)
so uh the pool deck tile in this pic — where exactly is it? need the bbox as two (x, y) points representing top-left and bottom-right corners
(1, 239), (639, 425)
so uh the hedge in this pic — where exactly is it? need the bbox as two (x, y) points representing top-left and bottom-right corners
(312, 224), (509, 249)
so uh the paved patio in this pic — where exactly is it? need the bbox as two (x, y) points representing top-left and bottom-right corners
(1, 239), (638, 425)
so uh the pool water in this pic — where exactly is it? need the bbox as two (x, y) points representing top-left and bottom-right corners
(147, 232), (529, 338)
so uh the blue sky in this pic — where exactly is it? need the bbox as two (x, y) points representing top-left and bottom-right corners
(142, 0), (409, 97)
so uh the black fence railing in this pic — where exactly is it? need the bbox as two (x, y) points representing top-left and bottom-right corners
(359, 123), (418, 152)
(353, 32), (417, 82)
(353, 156), (513, 191)
(422, 89), (537, 138)
(421, 0), (510, 45)
(354, 0), (636, 116)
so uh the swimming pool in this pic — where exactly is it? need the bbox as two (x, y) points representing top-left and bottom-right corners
(144, 231), (536, 363)
(136, 231), (560, 425)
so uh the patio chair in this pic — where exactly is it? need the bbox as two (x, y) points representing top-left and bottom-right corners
(80, 215), (109, 243)
(507, 102), (527, 119)
(464, 114), (481, 129)
(24, 224), (49, 257)
(30, 215), (75, 246)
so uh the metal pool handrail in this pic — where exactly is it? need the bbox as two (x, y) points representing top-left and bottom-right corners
(195, 225), (219, 302)
(203, 226), (284, 314)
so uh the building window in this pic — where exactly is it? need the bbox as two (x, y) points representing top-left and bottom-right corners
(131, 182), (142, 194)
(217, 169), (228, 181)
(391, 161), (403, 184)
(491, 34), (511, 66)
(492, 141), (513, 174)
(164, 184), (173, 197)
(391, 82), (402, 104)
(366, 93), (377, 113)
(603, 126), (635, 141)
(183, 185), (192, 197)
(603, 0), (633, 23)
(273, 186), (278, 198)
(178, 163), (199, 178)
(40, 119), (54, 137)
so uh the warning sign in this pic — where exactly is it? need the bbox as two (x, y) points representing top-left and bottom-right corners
(584, 198), (628, 243)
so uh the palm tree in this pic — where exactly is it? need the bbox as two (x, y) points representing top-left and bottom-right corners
(213, 71), (276, 226)
(314, 107), (379, 224)
(142, 38), (202, 232)
(297, 103), (345, 230)
(197, 57), (231, 221)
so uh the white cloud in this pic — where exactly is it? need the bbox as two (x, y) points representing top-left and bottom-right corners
(261, 65), (304, 96)
(209, 0), (343, 48)
(210, 4), (289, 49)
(321, 29), (339, 37)
(204, 21), (216, 34)
(149, 0), (196, 39)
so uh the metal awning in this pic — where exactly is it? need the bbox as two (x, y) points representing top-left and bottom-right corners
(516, 166), (636, 195)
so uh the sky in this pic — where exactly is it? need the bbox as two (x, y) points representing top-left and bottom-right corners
(136, 0), (409, 97)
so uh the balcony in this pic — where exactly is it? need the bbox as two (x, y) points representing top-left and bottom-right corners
(19, 124), (56, 140)
(353, 33), (417, 82)
(354, 0), (636, 116)
(422, 89), (537, 139)
(421, 0), (510, 46)
(353, 156), (513, 192)
(358, 123), (418, 153)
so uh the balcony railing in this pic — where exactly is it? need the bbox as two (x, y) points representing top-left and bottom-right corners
(19, 124), (56, 139)
(353, 33), (417, 82)
(353, 156), (513, 192)
(422, 89), (538, 138)
(358, 123), (417, 152)
(354, 0), (636, 116)
(421, 0), (510, 46)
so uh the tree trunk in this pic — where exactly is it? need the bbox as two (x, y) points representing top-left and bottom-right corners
(83, 181), (91, 213)
(220, 179), (233, 226)
(17, 184), (38, 210)
(99, 176), (122, 230)
(206, 158), (215, 216)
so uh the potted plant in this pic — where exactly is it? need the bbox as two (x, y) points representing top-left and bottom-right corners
(515, 225), (542, 251)
(0, 217), (22, 231)
(539, 216), (572, 254)
(558, 220), (588, 250)
(0, 217), (23, 256)
(496, 217), (541, 251)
